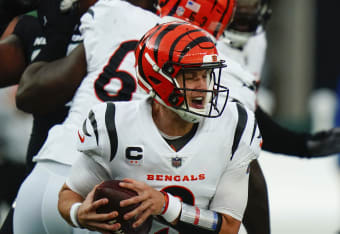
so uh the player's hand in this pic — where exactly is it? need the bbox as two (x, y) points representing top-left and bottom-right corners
(306, 127), (340, 157)
(119, 178), (165, 228)
(76, 184), (121, 233)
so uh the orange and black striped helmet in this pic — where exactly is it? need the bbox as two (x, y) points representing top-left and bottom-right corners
(135, 21), (229, 123)
(156, 0), (236, 40)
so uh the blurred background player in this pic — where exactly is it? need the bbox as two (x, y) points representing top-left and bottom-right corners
(219, 0), (340, 233)
(221, 0), (340, 159)
(0, 0), (83, 232)
(12, 0), (163, 233)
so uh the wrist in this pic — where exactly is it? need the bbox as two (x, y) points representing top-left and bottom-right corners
(160, 192), (182, 223)
(69, 202), (82, 228)
(160, 191), (169, 215)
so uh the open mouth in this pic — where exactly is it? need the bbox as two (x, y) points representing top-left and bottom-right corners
(191, 96), (205, 109)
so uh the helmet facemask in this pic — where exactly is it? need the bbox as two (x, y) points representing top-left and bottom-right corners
(160, 60), (229, 123)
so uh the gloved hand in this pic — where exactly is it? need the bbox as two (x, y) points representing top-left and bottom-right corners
(306, 127), (340, 157)
(59, 0), (78, 13)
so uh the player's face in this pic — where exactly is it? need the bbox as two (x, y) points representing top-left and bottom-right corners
(175, 69), (211, 110)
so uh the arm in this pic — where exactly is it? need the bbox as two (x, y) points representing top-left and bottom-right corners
(16, 43), (86, 114)
(256, 105), (340, 157)
(120, 179), (241, 234)
(15, 0), (84, 114)
(255, 105), (308, 156)
(0, 34), (26, 87)
(58, 146), (120, 232)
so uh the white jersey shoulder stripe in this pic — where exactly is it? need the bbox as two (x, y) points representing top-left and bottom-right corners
(231, 101), (248, 160)
(105, 102), (118, 161)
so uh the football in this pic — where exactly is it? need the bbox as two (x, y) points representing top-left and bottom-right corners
(94, 180), (153, 234)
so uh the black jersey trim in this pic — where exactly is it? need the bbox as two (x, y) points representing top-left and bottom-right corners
(250, 119), (257, 145)
(88, 111), (99, 145)
(82, 119), (91, 137)
(163, 123), (199, 151)
(105, 102), (118, 161)
(231, 103), (248, 160)
(87, 8), (94, 18)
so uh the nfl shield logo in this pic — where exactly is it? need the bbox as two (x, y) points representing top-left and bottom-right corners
(172, 157), (182, 168)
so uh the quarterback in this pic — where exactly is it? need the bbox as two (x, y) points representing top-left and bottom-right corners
(58, 22), (262, 234)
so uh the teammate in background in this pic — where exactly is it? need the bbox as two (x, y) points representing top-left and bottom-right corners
(0, 0), (82, 232)
(58, 21), (261, 234)
(12, 1), (161, 233)
(222, 0), (340, 158)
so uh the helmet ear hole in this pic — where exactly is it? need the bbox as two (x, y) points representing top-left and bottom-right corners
(168, 91), (183, 107)
(162, 62), (175, 76)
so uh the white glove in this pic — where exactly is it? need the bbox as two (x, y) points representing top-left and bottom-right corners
(60, 0), (79, 12)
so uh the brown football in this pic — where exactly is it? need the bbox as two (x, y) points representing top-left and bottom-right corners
(94, 180), (153, 234)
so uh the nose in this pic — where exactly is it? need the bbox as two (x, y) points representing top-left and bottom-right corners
(195, 76), (207, 90)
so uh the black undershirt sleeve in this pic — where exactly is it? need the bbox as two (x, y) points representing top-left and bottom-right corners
(255, 106), (310, 157)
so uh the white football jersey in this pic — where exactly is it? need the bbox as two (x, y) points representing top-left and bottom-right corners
(216, 32), (267, 111)
(33, 0), (160, 165)
(66, 98), (262, 231)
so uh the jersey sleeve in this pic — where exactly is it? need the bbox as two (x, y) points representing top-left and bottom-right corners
(209, 102), (262, 220)
(79, 0), (122, 72)
(79, 7), (97, 72)
(209, 163), (249, 221)
(76, 102), (118, 163)
(228, 102), (262, 169)
(66, 153), (112, 197)
(12, 15), (42, 63)
(68, 102), (119, 196)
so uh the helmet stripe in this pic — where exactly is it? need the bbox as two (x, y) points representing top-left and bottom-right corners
(167, 0), (182, 16)
(154, 22), (185, 63)
(178, 36), (215, 63)
(137, 24), (164, 83)
(213, 0), (231, 37)
(168, 29), (202, 62)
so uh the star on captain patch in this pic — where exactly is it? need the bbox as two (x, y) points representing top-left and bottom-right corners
(172, 156), (182, 168)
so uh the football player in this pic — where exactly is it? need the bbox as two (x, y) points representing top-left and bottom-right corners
(222, 0), (340, 159)
(156, 1), (271, 233)
(12, 0), (161, 233)
(0, 0), (81, 233)
(13, 0), (240, 233)
(58, 21), (261, 234)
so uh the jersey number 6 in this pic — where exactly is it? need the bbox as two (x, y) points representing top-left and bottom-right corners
(94, 40), (138, 102)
